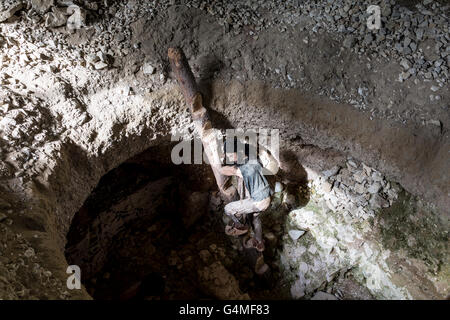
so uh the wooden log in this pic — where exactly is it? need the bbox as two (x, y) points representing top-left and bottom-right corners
(168, 47), (237, 203)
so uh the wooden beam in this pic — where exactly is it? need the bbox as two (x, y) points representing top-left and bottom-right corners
(168, 47), (237, 202)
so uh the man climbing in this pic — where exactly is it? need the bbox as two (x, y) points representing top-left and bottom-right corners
(219, 137), (273, 252)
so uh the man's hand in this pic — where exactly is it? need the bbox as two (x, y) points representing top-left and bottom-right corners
(219, 165), (243, 177)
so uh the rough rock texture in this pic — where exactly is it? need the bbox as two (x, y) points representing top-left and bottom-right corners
(278, 160), (448, 300)
(0, 0), (448, 299)
(198, 261), (250, 300)
(66, 176), (176, 279)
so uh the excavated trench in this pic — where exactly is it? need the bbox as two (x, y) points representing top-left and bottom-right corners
(1, 78), (447, 300)
(61, 130), (447, 300)
(47, 82), (448, 300)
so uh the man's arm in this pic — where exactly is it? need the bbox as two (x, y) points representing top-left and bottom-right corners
(219, 166), (243, 178)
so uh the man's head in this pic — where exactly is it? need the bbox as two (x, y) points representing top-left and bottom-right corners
(223, 136), (251, 165)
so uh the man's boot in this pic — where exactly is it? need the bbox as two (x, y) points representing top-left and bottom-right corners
(244, 237), (265, 252)
(225, 213), (249, 236)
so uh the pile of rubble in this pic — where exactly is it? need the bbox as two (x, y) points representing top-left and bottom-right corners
(281, 198), (404, 300)
(184, 0), (449, 85)
(313, 159), (400, 221)
(278, 162), (407, 299)
(1, 0), (447, 128)
(295, 0), (449, 85)
(275, 157), (447, 300)
(0, 0), (88, 29)
(0, 87), (60, 185)
(2, 0), (448, 84)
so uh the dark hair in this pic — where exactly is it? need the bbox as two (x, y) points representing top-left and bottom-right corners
(223, 136), (256, 165)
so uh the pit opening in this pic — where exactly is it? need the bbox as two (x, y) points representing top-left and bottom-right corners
(64, 143), (298, 300)
(64, 137), (388, 300)
(58, 75), (448, 301)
